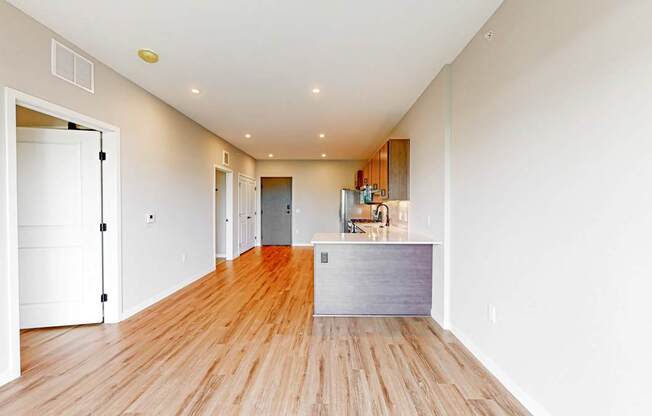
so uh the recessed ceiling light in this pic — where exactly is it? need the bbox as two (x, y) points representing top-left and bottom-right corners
(245, 133), (252, 138)
(191, 88), (200, 94)
(312, 88), (321, 94)
(268, 153), (274, 158)
(138, 49), (159, 64)
(321, 153), (327, 158)
(319, 133), (326, 138)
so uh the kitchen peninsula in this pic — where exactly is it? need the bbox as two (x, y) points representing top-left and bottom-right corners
(311, 224), (440, 316)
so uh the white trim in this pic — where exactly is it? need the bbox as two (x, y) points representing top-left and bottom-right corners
(1, 87), (122, 386)
(0, 369), (20, 388)
(213, 165), (234, 261)
(450, 325), (551, 416)
(442, 64), (452, 330)
(215, 252), (226, 258)
(292, 243), (312, 247)
(122, 268), (212, 320)
(238, 172), (256, 182)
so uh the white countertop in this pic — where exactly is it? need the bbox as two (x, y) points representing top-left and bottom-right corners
(311, 223), (440, 245)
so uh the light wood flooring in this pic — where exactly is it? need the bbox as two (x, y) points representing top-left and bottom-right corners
(0, 246), (529, 415)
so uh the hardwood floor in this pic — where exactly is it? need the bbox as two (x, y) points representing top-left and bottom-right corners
(0, 246), (529, 416)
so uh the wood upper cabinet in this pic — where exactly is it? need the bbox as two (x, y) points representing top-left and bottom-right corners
(361, 139), (409, 200)
(363, 139), (409, 200)
(386, 139), (409, 200)
(371, 151), (380, 191)
(379, 142), (388, 198)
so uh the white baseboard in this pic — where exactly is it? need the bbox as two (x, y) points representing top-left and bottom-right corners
(431, 309), (445, 328)
(215, 252), (226, 258)
(0, 368), (20, 388)
(291, 243), (312, 247)
(121, 268), (213, 320)
(450, 325), (551, 416)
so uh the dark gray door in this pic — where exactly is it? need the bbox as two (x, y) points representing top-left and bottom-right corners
(261, 177), (292, 245)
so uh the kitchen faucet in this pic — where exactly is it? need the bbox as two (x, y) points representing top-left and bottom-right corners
(375, 203), (390, 227)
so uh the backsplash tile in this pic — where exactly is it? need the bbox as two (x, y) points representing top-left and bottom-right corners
(374, 200), (409, 229)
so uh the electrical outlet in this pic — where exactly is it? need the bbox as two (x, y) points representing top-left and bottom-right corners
(320, 252), (328, 263)
(426, 215), (431, 227)
(181, 252), (187, 264)
(487, 304), (496, 325)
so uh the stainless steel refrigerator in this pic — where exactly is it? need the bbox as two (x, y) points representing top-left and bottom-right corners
(340, 189), (372, 232)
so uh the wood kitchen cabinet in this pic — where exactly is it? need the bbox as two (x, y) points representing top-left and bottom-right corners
(360, 139), (409, 200)
(371, 150), (380, 190)
(379, 142), (388, 198)
(385, 139), (409, 200)
(362, 139), (409, 200)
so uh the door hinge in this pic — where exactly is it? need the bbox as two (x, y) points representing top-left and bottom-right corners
(99, 151), (107, 161)
(100, 223), (107, 232)
(100, 293), (108, 302)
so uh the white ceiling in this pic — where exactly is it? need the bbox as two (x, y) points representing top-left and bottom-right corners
(10, 0), (501, 160)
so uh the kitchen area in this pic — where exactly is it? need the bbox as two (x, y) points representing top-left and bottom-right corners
(311, 138), (440, 316)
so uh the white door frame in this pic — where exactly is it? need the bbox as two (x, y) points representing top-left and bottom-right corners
(213, 165), (234, 261)
(0, 87), (122, 386)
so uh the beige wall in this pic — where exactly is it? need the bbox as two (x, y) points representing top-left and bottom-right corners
(0, 0), (256, 379)
(389, 65), (451, 324)
(256, 160), (363, 244)
(450, 1), (651, 414)
(387, 0), (652, 414)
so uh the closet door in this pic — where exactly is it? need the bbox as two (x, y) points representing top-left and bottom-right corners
(246, 181), (256, 249)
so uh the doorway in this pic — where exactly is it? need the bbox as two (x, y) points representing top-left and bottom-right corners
(1, 88), (122, 384)
(260, 177), (292, 245)
(213, 165), (234, 262)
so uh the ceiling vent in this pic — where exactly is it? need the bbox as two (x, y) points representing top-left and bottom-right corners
(51, 39), (94, 93)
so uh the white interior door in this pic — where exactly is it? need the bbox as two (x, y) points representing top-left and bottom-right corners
(238, 179), (247, 253)
(17, 127), (103, 329)
(238, 177), (256, 254)
(246, 181), (256, 248)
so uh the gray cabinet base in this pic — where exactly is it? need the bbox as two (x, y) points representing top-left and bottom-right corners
(313, 244), (432, 316)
